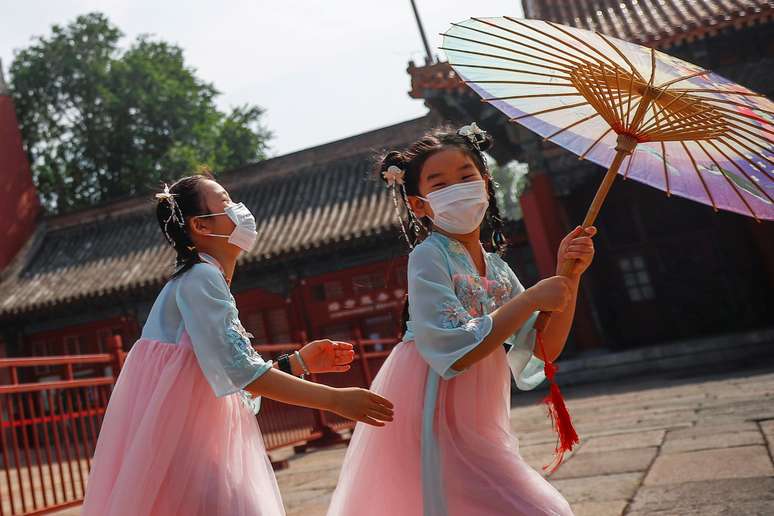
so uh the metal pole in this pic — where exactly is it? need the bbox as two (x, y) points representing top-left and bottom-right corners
(410, 0), (435, 64)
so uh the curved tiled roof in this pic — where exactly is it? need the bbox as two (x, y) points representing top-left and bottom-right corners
(522, 0), (772, 47)
(0, 115), (439, 318)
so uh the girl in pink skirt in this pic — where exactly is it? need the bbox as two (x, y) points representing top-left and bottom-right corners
(327, 124), (596, 516)
(82, 173), (394, 516)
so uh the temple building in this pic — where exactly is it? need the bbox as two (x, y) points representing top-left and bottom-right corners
(1, 1), (772, 383)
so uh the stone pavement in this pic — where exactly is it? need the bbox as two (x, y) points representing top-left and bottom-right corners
(272, 364), (774, 515)
(53, 363), (774, 515)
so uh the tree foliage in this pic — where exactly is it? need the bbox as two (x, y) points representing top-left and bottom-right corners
(10, 13), (271, 213)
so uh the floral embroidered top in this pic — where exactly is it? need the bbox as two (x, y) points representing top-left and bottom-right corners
(403, 232), (545, 389)
(140, 253), (272, 412)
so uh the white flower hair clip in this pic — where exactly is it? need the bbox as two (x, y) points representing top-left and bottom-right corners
(382, 165), (405, 187)
(155, 183), (185, 245)
(458, 122), (487, 150)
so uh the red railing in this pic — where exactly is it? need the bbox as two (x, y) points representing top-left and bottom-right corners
(0, 333), (399, 514)
(0, 337), (125, 515)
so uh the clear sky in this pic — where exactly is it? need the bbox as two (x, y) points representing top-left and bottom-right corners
(1, 1), (523, 156)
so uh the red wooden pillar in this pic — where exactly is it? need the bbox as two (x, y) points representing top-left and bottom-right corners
(519, 173), (567, 279)
(0, 61), (41, 271)
(519, 173), (603, 351)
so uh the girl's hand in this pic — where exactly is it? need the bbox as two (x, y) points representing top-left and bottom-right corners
(524, 276), (573, 312)
(557, 226), (597, 277)
(299, 339), (355, 374)
(331, 387), (394, 427)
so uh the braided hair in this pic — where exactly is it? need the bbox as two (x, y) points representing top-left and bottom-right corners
(377, 124), (510, 335)
(155, 172), (214, 280)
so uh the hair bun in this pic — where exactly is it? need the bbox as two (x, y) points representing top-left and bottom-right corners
(377, 151), (406, 183)
(477, 132), (494, 153)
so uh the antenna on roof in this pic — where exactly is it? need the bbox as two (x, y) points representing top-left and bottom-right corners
(410, 0), (435, 65)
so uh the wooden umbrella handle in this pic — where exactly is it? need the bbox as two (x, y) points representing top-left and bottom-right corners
(532, 135), (637, 336)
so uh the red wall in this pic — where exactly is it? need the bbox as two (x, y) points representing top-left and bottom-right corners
(0, 92), (40, 270)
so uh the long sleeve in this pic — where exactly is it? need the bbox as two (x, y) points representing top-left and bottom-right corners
(406, 243), (494, 380)
(175, 263), (272, 397)
(497, 258), (545, 391)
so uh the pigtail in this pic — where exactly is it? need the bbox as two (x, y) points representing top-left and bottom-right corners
(155, 173), (213, 280)
(484, 174), (508, 255)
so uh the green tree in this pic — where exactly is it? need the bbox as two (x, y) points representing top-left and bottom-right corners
(9, 12), (271, 213)
(488, 157), (529, 221)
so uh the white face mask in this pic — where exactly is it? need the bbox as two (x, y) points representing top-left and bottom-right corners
(195, 202), (258, 252)
(419, 180), (489, 235)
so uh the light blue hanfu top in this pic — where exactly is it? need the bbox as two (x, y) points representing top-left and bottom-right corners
(141, 253), (272, 413)
(404, 233), (546, 516)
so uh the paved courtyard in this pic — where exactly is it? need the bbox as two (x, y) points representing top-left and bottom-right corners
(273, 363), (774, 515)
(53, 362), (774, 515)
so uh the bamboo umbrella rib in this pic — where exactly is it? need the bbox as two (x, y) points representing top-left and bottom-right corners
(644, 116), (718, 139)
(451, 63), (571, 79)
(481, 92), (584, 102)
(575, 63), (616, 124)
(439, 46), (571, 74)
(596, 62), (627, 128)
(642, 113), (717, 139)
(636, 91), (690, 132)
(716, 137), (774, 181)
(670, 88), (766, 97)
(623, 152), (635, 179)
(650, 102), (662, 134)
(725, 122), (774, 146)
(661, 142), (671, 196)
(726, 130), (774, 160)
(543, 19), (637, 81)
(681, 141), (718, 211)
(688, 96), (774, 117)
(465, 80), (575, 86)
(470, 17), (591, 67)
(544, 111), (602, 140)
(647, 130), (726, 141)
(614, 67), (625, 124)
(642, 104), (718, 135)
(657, 70), (711, 88)
(625, 72), (636, 127)
(509, 100), (590, 121)
(696, 140), (759, 220)
(707, 140), (774, 203)
(720, 133), (774, 168)
(593, 31), (646, 82)
(447, 24), (593, 72)
(470, 17), (594, 71)
(648, 47), (657, 85)
(579, 127), (613, 160)
(710, 106), (774, 137)
(499, 17), (618, 76)
(544, 96), (643, 141)
(442, 33), (581, 73)
(582, 62), (624, 125)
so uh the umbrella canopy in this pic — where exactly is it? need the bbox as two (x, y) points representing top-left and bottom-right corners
(442, 17), (774, 221)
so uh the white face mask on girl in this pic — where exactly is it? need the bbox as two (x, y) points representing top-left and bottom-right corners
(419, 180), (489, 235)
(195, 202), (258, 252)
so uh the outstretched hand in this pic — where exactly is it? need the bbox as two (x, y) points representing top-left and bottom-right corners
(299, 339), (355, 374)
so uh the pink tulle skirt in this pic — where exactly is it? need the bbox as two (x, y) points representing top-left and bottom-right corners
(82, 336), (284, 516)
(327, 341), (573, 516)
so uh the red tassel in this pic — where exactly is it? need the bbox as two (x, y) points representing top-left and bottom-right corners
(537, 331), (579, 474)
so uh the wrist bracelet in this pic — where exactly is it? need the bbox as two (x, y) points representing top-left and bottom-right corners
(294, 350), (311, 376)
(277, 354), (293, 375)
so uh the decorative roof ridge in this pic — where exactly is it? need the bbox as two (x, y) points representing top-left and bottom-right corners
(44, 113), (437, 229)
